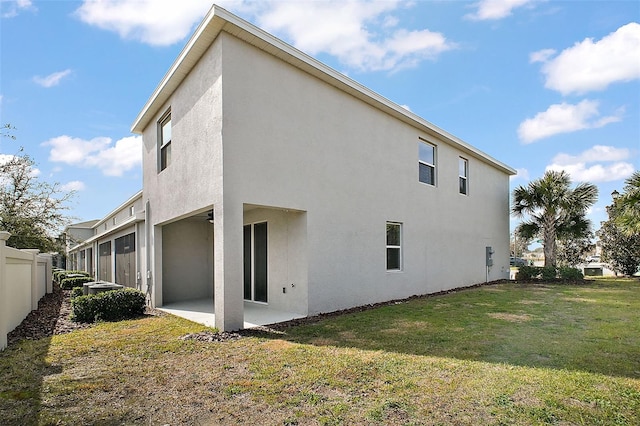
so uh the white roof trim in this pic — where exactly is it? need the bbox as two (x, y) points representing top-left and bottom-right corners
(93, 189), (143, 229)
(68, 215), (141, 252)
(130, 5), (515, 175)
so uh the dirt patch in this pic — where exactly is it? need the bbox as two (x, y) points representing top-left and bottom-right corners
(487, 313), (533, 322)
(563, 297), (597, 303)
(180, 331), (243, 342)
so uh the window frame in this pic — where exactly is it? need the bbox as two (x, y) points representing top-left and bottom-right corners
(459, 157), (469, 195)
(158, 110), (172, 172)
(418, 140), (436, 186)
(386, 222), (403, 272)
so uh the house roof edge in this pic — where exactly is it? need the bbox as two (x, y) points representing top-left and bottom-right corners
(130, 5), (516, 175)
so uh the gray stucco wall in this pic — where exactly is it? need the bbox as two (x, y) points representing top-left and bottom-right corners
(162, 218), (214, 304)
(140, 29), (511, 322)
(220, 33), (510, 315)
(141, 37), (224, 226)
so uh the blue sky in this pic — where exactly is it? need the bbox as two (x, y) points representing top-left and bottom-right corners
(1, 0), (639, 234)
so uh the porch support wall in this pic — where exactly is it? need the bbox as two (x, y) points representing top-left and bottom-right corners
(213, 202), (244, 331)
(151, 225), (163, 307)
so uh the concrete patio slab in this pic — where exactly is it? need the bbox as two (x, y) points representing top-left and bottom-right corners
(158, 299), (305, 329)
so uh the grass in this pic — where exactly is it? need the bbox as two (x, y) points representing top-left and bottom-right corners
(1, 278), (639, 425)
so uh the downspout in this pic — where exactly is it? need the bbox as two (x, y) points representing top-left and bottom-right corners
(145, 200), (152, 305)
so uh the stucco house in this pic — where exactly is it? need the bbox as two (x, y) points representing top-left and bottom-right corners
(69, 5), (515, 331)
(65, 191), (144, 288)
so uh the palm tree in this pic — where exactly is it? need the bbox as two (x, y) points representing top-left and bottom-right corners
(512, 170), (598, 268)
(615, 171), (640, 235)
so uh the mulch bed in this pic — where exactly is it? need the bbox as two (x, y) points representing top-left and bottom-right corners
(7, 279), (519, 347)
(6, 284), (166, 347)
(7, 284), (93, 346)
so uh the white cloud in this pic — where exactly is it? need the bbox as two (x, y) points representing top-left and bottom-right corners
(75, 0), (455, 72)
(551, 145), (631, 165)
(74, 0), (225, 46)
(510, 168), (530, 181)
(399, 104), (412, 111)
(2, 0), (36, 18)
(42, 135), (142, 177)
(465, 0), (535, 21)
(0, 153), (14, 165)
(529, 48), (555, 63)
(546, 145), (635, 183)
(518, 100), (622, 143)
(33, 69), (72, 88)
(0, 153), (40, 177)
(534, 22), (640, 95)
(256, 1), (455, 72)
(61, 180), (86, 191)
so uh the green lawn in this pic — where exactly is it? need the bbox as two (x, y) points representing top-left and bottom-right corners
(1, 278), (639, 425)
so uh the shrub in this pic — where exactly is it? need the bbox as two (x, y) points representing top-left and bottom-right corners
(60, 275), (94, 290)
(72, 288), (146, 323)
(53, 270), (66, 283)
(70, 287), (84, 299)
(559, 267), (584, 281)
(53, 270), (90, 284)
(515, 265), (540, 280)
(540, 266), (557, 281)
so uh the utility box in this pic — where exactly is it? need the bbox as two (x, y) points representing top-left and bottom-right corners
(486, 246), (494, 267)
(584, 267), (603, 276)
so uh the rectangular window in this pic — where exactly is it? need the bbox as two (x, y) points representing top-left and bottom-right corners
(386, 222), (402, 271)
(418, 141), (436, 185)
(159, 111), (171, 171)
(129, 205), (135, 217)
(459, 157), (468, 195)
(98, 241), (112, 282)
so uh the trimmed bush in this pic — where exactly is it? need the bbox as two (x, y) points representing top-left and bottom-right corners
(515, 265), (540, 280)
(53, 270), (90, 284)
(53, 270), (66, 283)
(72, 288), (146, 323)
(60, 275), (94, 290)
(559, 267), (584, 281)
(540, 266), (557, 281)
(70, 286), (84, 299)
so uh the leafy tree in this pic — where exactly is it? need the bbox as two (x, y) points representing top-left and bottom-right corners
(512, 170), (598, 268)
(615, 171), (640, 235)
(510, 232), (531, 258)
(556, 232), (594, 267)
(1, 125), (75, 252)
(598, 189), (640, 276)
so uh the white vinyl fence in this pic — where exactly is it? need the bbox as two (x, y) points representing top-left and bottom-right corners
(0, 231), (53, 350)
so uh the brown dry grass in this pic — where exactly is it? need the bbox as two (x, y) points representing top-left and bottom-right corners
(1, 278), (639, 425)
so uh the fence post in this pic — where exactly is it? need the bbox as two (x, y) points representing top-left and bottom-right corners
(24, 249), (40, 311)
(41, 253), (53, 293)
(0, 231), (11, 351)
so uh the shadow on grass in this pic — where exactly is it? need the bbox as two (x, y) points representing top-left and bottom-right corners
(0, 286), (63, 425)
(247, 280), (640, 379)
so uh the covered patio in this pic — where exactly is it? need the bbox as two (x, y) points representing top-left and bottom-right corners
(158, 299), (306, 329)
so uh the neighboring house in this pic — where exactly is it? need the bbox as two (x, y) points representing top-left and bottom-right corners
(70, 6), (515, 332)
(66, 191), (145, 289)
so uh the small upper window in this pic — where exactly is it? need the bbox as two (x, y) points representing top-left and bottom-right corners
(159, 112), (172, 171)
(129, 205), (135, 217)
(386, 222), (402, 271)
(418, 141), (436, 186)
(459, 157), (468, 195)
